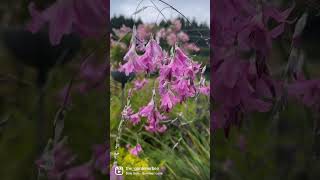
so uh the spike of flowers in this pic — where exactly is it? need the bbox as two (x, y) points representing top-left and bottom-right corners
(212, 0), (294, 136)
(119, 23), (208, 134)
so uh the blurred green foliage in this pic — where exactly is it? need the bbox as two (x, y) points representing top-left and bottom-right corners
(213, 102), (320, 180)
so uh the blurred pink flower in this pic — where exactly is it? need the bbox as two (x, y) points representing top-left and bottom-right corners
(183, 43), (200, 52)
(211, 0), (294, 135)
(76, 60), (107, 94)
(27, 1), (74, 45)
(156, 28), (166, 41)
(27, 0), (107, 45)
(171, 19), (182, 32)
(129, 144), (143, 156)
(134, 79), (149, 90)
(137, 24), (153, 41)
(113, 25), (131, 39)
(166, 33), (177, 46)
(237, 18), (272, 58)
(177, 32), (189, 42)
(199, 86), (210, 96)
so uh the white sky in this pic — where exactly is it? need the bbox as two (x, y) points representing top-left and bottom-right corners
(110, 0), (210, 25)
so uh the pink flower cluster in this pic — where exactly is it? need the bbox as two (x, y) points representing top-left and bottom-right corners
(120, 25), (209, 133)
(27, 0), (107, 45)
(126, 19), (200, 53)
(213, 0), (320, 136)
(139, 98), (168, 133)
(119, 36), (163, 76)
(212, 0), (294, 135)
(113, 25), (131, 39)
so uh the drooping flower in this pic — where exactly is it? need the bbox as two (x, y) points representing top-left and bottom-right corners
(138, 39), (164, 72)
(139, 99), (155, 117)
(212, 56), (274, 136)
(184, 61), (201, 79)
(27, 1), (75, 45)
(160, 89), (179, 112)
(172, 77), (196, 102)
(177, 32), (189, 42)
(119, 43), (144, 76)
(129, 144), (143, 156)
(211, 0), (294, 135)
(158, 46), (199, 102)
(134, 79), (148, 90)
(237, 16), (272, 58)
(117, 23), (208, 134)
(144, 110), (167, 133)
(27, 0), (107, 45)
(162, 47), (190, 78)
(139, 99), (167, 133)
(129, 113), (141, 125)
(122, 106), (141, 125)
(199, 85), (210, 96)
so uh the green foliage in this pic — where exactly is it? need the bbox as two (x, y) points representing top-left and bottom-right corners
(0, 52), (107, 179)
(111, 77), (210, 179)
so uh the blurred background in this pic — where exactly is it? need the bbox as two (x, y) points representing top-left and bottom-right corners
(0, 0), (107, 179)
(213, 0), (320, 180)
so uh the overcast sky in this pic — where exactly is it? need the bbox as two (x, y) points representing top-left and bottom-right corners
(110, 0), (210, 25)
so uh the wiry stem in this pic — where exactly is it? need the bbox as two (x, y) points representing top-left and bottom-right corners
(156, 0), (208, 44)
